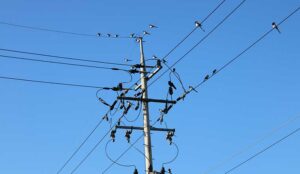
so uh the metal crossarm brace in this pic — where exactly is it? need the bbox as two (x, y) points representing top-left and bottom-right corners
(116, 125), (175, 132)
(117, 96), (176, 104)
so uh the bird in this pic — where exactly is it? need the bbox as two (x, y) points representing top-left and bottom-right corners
(130, 33), (135, 38)
(195, 21), (205, 32)
(272, 22), (281, 33)
(168, 81), (177, 90)
(152, 55), (158, 59)
(97, 33), (101, 37)
(133, 168), (138, 174)
(204, 74), (210, 81)
(107, 33), (111, 37)
(115, 34), (119, 38)
(149, 24), (158, 29)
(168, 168), (172, 174)
(143, 31), (150, 35)
(124, 58), (132, 62)
(161, 167), (166, 174)
(212, 69), (217, 75)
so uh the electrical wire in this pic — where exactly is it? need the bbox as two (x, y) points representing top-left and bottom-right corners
(202, 114), (300, 174)
(129, 0), (227, 90)
(105, 139), (137, 169)
(149, 0), (247, 87)
(69, 113), (128, 174)
(193, 6), (300, 90)
(56, 110), (110, 174)
(0, 75), (105, 89)
(0, 48), (132, 67)
(0, 21), (133, 39)
(225, 127), (300, 174)
(0, 54), (132, 71)
(162, 142), (179, 166)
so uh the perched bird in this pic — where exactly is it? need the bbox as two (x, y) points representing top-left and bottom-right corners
(124, 58), (132, 62)
(204, 74), (210, 81)
(133, 169), (138, 174)
(107, 33), (111, 37)
(115, 34), (119, 38)
(168, 168), (172, 174)
(143, 31), (150, 35)
(168, 81), (177, 90)
(212, 69), (217, 75)
(195, 21), (205, 32)
(130, 33), (135, 38)
(149, 24), (158, 28)
(97, 33), (101, 37)
(161, 167), (166, 174)
(272, 22), (281, 33)
(152, 55), (158, 59)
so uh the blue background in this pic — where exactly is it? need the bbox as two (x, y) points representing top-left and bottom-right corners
(0, 0), (299, 174)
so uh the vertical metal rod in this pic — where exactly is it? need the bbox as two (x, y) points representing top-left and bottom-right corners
(139, 37), (153, 173)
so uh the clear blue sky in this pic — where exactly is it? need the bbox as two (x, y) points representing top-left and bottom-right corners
(0, 0), (299, 174)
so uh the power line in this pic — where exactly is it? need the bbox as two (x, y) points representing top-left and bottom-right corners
(0, 75), (105, 89)
(149, 0), (247, 87)
(193, 6), (300, 90)
(0, 48), (132, 67)
(56, 112), (109, 174)
(202, 114), (300, 174)
(129, 0), (228, 90)
(0, 54), (131, 71)
(225, 127), (300, 174)
(101, 5), (300, 174)
(0, 21), (133, 39)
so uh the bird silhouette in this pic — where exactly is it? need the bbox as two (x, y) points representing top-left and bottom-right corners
(97, 33), (101, 37)
(124, 58), (132, 62)
(130, 33), (135, 38)
(168, 81), (177, 90)
(212, 69), (217, 75)
(168, 168), (172, 174)
(133, 169), (138, 174)
(107, 33), (111, 37)
(115, 34), (119, 38)
(272, 22), (281, 33)
(143, 31), (150, 35)
(204, 74), (210, 81)
(195, 21), (205, 32)
(149, 24), (158, 28)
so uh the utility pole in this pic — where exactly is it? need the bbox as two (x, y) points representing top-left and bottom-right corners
(138, 37), (153, 173)
(117, 36), (175, 174)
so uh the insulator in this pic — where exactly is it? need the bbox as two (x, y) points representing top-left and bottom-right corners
(168, 168), (172, 174)
(125, 130), (132, 143)
(110, 130), (116, 142)
(168, 86), (173, 96)
(134, 101), (140, 110)
(110, 100), (118, 111)
(98, 98), (110, 107)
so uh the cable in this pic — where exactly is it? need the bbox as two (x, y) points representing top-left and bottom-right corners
(129, 0), (227, 89)
(0, 54), (131, 71)
(162, 142), (179, 166)
(193, 6), (300, 90)
(105, 139), (136, 169)
(202, 114), (300, 174)
(0, 75), (105, 89)
(0, 21), (133, 39)
(0, 48), (132, 67)
(149, 0), (247, 87)
(56, 110), (109, 174)
(69, 112), (129, 174)
(225, 127), (300, 174)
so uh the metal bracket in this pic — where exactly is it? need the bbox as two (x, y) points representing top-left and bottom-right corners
(117, 96), (176, 104)
(116, 125), (175, 132)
